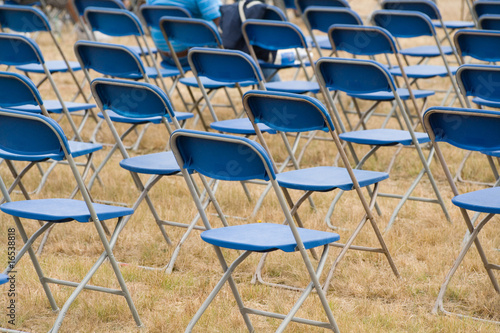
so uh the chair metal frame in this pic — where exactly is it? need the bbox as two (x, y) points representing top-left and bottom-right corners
(0, 109), (142, 332)
(423, 106), (500, 325)
(171, 128), (341, 332)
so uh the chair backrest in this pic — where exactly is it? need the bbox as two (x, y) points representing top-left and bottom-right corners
(316, 57), (396, 94)
(424, 106), (500, 152)
(74, 41), (147, 78)
(72, 0), (125, 17)
(304, 7), (362, 33)
(159, 16), (223, 49)
(263, 4), (287, 21)
(84, 7), (145, 37)
(243, 90), (335, 133)
(478, 14), (500, 30)
(295, 0), (349, 15)
(381, 0), (441, 20)
(474, 0), (500, 20)
(372, 9), (436, 38)
(140, 4), (192, 30)
(170, 129), (275, 182)
(0, 109), (70, 161)
(0, 5), (51, 32)
(0, 71), (43, 109)
(90, 77), (176, 121)
(0, 32), (44, 66)
(242, 19), (307, 51)
(328, 25), (398, 56)
(188, 47), (264, 86)
(454, 29), (500, 63)
(456, 64), (500, 103)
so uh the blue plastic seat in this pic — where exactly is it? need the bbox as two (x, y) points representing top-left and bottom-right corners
(0, 71), (102, 197)
(0, 32), (96, 140)
(295, 0), (349, 15)
(73, 0), (125, 40)
(187, 47), (275, 135)
(242, 89), (397, 292)
(242, 19), (320, 94)
(423, 106), (500, 324)
(316, 57), (450, 232)
(303, 6), (362, 56)
(473, 0), (500, 22)
(0, 109), (142, 333)
(170, 129), (341, 332)
(478, 14), (500, 30)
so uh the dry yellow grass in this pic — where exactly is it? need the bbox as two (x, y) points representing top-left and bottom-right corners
(0, 0), (499, 332)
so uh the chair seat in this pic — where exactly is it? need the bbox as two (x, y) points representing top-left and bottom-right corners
(201, 223), (340, 252)
(339, 129), (430, 146)
(97, 110), (193, 124)
(9, 100), (96, 114)
(160, 61), (191, 73)
(259, 59), (312, 69)
(0, 274), (8, 285)
(179, 76), (256, 89)
(0, 140), (101, 161)
(129, 45), (158, 56)
(210, 118), (276, 135)
(452, 187), (500, 214)
(433, 20), (475, 29)
(348, 88), (434, 101)
(400, 45), (454, 57)
(0, 198), (133, 223)
(306, 35), (332, 50)
(265, 80), (320, 94)
(145, 66), (180, 79)
(276, 166), (388, 192)
(119, 151), (180, 175)
(390, 65), (458, 78)
(472, 96), (500, 109)
(482, 149), (500, 157)
(15, 60), (82, 74)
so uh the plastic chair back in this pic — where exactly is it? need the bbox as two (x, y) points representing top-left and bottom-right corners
(381, 0), (440, 20)
(84, 7), (145, 37)
(474, 0), (500, 19)
(0, 5), (51, 32)
(72, 0), (125, 17)
(91, 77), (176, 120)
(424, 106), (500, 152)
(329, 25), (398, 56)
(372, 10), (435, 38)
(263, 5), (287, 21)
(171, 129), (275, 181)
(243, 90), (335, 133)
(478, 14), (500, 30)
(295, 0), (349, 14)
(242, 19), (307, 50)
(140, 4), (191, 30)
(0, 109), (69, 160)
(74, 41), (146, 78)
(304, 7), (362, 33)
(454, 29), (500, 63)
(0, 71), (43, 108)
(159, 17), (222, 48)
(316, 57), (395, 94)
(456, 64), (500, 103)
(0, 33), (44, 66)
(188, 48), (263, 84)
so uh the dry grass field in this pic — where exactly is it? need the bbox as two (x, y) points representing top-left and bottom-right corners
(1, 0), (499, 331)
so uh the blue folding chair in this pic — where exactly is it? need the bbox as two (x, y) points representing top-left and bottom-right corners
(316, 57), (451, 232)
(294, 0), (349, 15)
(84, 7), (157, 61)
(423, 106), (500, 325)
(89, 78), (204, 273)
(0, 109), (142, 332)
(242, 19), (319, 94)
(242, 90), (398, 293)
(171, 129), (341, 332)
(0, 71), (102, 199)
(0, 33), (96, 141)
(0, 5), (87, 101)
(72, 0), (125, 39)
(159, 16), (242, 131)
(473, 0), (500, 24)
(372, 10), (464, 108)
(302, 6), (363, 56)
